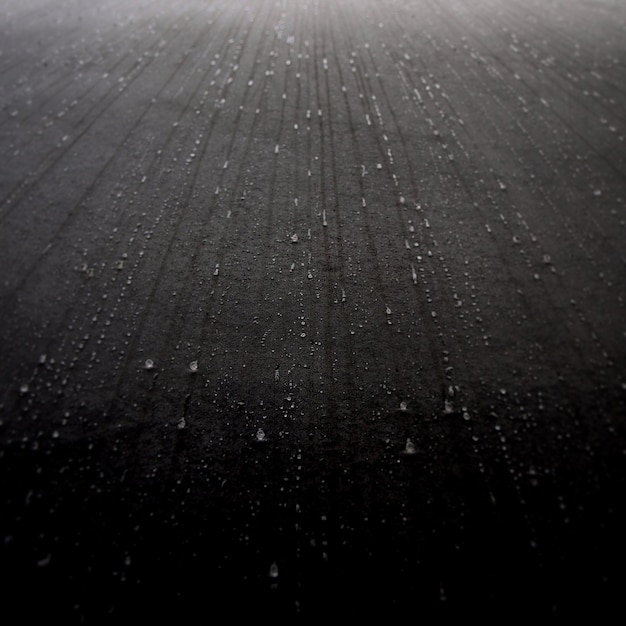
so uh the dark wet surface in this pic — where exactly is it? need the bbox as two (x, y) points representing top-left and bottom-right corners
(1, 0), (625, 620)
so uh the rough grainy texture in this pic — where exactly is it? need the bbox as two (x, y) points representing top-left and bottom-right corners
(0, 0), (625, 620)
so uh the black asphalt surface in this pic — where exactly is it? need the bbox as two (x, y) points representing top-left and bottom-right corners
(1, 0), (625, 621)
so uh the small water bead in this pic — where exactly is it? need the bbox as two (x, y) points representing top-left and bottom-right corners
(189, 360), (199, 373)
(256, 428), (266, 442)
(144, 359), (155, 370)
(402, 439), (416, 455)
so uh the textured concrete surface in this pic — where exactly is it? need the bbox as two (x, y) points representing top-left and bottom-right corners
(1, 0), (625, 620)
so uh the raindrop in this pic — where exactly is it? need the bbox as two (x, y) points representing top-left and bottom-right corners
(256, 428), (266, 442)
(402, 439), (416, 455)
(269, 562), (279, 578)
(144, 359), (155, 370)
(189, 360), (198, 373)
(177, 417), (186, 429)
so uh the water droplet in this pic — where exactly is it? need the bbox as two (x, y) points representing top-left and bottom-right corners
(189, 360), (198, 373)
(256, 428), (266, 442)
(402, 439), (416, 455)
(144, 359), (155, 370)
(177, 417), (186, 429)
(269, 562), (279, 578)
